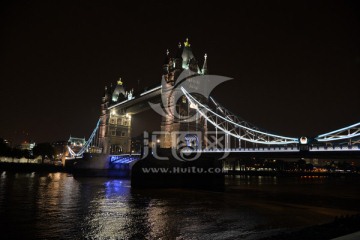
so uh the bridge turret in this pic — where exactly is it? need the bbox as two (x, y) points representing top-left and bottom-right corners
(181, 38), (193, 69)
(112, 78), (126, 102)
(160, 39), (208, 149)
(98, 78), (133, 154)
(181, 38), (199, 73)
(163, 43), (183, 85)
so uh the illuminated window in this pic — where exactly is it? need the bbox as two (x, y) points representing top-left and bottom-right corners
(182, 95), (187, 103)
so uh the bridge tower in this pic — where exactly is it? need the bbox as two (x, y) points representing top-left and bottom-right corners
(98, 79), (132, 154)
(160, 39), (209, 149)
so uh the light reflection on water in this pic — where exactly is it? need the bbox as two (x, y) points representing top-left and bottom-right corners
(0, 172), (359, 239)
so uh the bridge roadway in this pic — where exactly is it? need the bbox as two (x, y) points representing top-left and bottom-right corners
(108, 85), (161, 114)
(181, 145), (360, 159)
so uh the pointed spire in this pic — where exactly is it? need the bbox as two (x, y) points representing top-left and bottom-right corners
(175, 42), (182, 58)
(117, 77), (123, 85)
(202, 53), (208, 74)
(104, 85), (110, 98)
(163, 49), (170, 64)
(181, 38), (195, 69)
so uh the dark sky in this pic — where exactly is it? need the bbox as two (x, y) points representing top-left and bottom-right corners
(0, 0), (359, 145)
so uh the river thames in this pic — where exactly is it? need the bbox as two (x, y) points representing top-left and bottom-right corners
(0, 171), (359, 239)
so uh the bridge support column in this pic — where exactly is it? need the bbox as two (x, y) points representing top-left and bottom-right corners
(99, 109), (132, 154)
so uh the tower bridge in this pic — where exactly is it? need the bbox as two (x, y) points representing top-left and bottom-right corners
(67, 39), (360, 161)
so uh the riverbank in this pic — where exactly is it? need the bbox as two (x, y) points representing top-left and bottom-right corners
(259, 214), (360, 240)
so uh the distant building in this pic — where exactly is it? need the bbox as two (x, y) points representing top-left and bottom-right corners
(12, 141), (36, 157)
(52, 140), (68, 164)
(66, 136), (86, 158)
(68, 136), (86, 147)
(19, 141), (36, 151)
(19, 141), (36, 152)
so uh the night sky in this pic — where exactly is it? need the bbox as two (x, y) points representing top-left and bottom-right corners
(0, 0), (359, 145)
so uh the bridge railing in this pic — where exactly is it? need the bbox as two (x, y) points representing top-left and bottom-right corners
(181, 87), (299, 146)
(181, 146), (301, 153)
(109, 154), (141, 164)
(67, 119), (101, 158)
(315, 122), (360, 143)
(180, 144), (360, 153)
(309, 144), (360, 151)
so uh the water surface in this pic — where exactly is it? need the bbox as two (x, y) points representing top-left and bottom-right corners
(0, 172), (359, 239)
